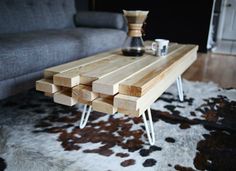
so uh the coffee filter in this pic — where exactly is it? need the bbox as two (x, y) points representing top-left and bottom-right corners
(123, 10), (149, 17)
(123, 10), (149, 24)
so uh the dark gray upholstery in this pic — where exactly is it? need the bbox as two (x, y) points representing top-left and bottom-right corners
(75, 11), (126, 30)
(0, 70), (43, 100)
(0, 0), (76, 34)
(0, 0), (127, 100)
(0, 28), (126, 81)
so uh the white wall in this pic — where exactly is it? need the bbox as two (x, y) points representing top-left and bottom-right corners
(216, 0), (227, 40)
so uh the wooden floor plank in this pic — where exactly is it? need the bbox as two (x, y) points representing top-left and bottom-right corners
(92, 44), (183, 95)
(114, 45), (198, 115)
(36, 79), (61, 93)
(44, 49), (119, 78)
(183, 52), (236, 88)
(119, 45), (198, 97)
(53, 55), (123, 87)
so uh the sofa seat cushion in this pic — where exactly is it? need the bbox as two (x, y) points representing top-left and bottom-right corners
(0, 28), (126, 81)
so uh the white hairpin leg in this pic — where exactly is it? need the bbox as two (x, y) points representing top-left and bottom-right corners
(80, 104), (92, 129)
(176, 76), (184, 101)
(142, 108), (155, 145)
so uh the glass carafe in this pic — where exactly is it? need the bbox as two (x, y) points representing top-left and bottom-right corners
(122, 10), (149, 57)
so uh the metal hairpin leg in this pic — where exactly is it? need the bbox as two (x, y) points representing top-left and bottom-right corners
(142, 108), (155, 145)
(80, 104), (92, 129)
(176, 76), (184, 101)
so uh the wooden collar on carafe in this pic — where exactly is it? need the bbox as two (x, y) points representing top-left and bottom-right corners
(128, 24), (143, 37)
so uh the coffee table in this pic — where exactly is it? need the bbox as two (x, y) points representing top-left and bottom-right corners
(36, 42), (198, 145)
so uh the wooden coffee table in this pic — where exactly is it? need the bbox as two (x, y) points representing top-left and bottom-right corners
(36, 42), (198, 145)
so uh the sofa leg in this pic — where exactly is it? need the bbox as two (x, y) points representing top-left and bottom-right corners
(80, 104), (92, 129)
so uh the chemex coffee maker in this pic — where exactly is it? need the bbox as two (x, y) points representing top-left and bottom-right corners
(122, 10), (149, 57)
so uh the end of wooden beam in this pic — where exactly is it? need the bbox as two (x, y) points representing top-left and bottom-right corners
(44, 92), (53, 97)
(80, 76), (97, 85)
(114, 94), (139, 111)
(117, 108), (141, 117)
(92, 81), (118, 95)
(53, 89), (77, 106)
(98, 93), (114, 99)
(92, 97), (117, 114)
(72, 85), (99, 102)
(43, 70), (57, 79)
(78, 98), (92, 105)
(53, 74), (80, 87)
(36, 79), (61, 93)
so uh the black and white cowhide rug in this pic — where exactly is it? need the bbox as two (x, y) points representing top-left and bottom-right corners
(0, 80), (235, 171)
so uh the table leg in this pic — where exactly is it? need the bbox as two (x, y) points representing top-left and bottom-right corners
(78, 76), (182, 141)
(141, 108), (155, 145)
(176, 76), (184, 101)
(80, 104), (92, 129)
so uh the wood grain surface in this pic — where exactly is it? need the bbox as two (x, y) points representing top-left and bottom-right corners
(36, 42), (199, 116)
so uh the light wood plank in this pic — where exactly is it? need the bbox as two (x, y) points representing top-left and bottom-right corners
(119, 45), (198, 97)
(114, 45), (198, 115)
(53, 89), (77, 106)
(36, 79), (61, 93)
(92, 97), (117, 114)
(99, 93), (114, 99)
(79, 54), (145, 85)
(44, 92), (53, 97)
(114, 94), (139, 114)
(44, 49), (119, 78)
(53, 55), (122, 87)
(39, 41), (200, 116)
(72, 85), (99, 102)
(77, 98), (92, 105)
(117, 108), (140, 117)
(92, 44), (183, 95)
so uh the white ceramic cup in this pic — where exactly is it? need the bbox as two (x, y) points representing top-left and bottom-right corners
(151, 39), (169, 56)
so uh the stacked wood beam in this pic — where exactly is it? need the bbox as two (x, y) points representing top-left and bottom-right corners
(36, 42), (198, 117)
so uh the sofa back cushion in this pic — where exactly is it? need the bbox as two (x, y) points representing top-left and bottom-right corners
(0, 0), (76, 34)
(75, 11), (126, 30)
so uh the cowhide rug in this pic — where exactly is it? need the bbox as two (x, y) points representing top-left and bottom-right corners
(0, 80), (235, 171)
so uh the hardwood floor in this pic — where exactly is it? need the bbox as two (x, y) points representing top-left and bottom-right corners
(183, 52), (236, 88)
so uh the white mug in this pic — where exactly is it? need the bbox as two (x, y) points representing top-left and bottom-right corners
(151, 39), (169, 56)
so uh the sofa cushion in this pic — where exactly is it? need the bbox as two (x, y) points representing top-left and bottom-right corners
(0, 0), (76, 34)
(0, 28), (126, 81)
(75, 11), (126, 30)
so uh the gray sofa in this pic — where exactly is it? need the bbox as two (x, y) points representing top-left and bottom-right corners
(0, 0), (127, 100)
